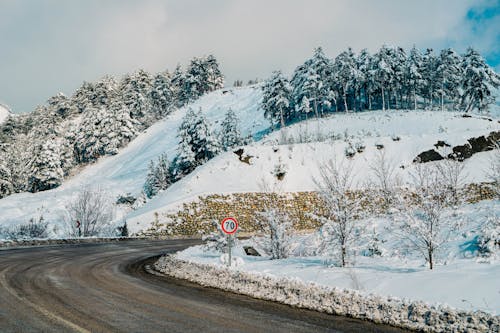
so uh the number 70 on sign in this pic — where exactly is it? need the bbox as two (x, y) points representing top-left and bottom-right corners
(221, 217), (238, 234)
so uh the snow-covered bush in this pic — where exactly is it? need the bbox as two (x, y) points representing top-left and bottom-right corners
(4, 215), (49, 240)
(476, 214), (500, 258)
(202, 220), (230, 253)
(272, 158), (287, 181)
(255, 206), (294, 259)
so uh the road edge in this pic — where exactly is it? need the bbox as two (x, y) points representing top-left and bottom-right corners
(152, 254), (499, 333)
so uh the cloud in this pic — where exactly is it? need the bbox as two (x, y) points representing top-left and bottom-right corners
(0, 0), (497, 112)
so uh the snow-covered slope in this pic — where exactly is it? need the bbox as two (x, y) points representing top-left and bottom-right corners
(0, 103), (11, 124)
(127, 110), (499, 233)
(0, 86), (267, 233)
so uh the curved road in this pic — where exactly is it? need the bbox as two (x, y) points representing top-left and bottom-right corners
(0, 240), (409, 332)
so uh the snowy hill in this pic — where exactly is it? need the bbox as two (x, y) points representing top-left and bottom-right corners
(127, 110), (499, 233)
(0, 103), (11, 124)
(0, 86), (267, 234)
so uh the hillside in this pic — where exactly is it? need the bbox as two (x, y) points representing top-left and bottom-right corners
(0, 86), (267, 234)
(127, 110), (499, 233)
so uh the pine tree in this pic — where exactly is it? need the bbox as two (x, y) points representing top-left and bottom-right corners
(0, 162), (13, 198)
(219, 109), (244, 150)
(261, 70), (292, 127)
(437, 48), (462, 111)
(461, 47), (500, 113)
(373, 45), (395, 111)
(334, 48), (359, 112)
(422, 48), (439, 109)
(119, 69), (153, 125)
(74, 101), (138, 163)
(144, 153), (173, 198)
(171, 64), (189, 108)
(151, 72), (174, 119)
(28, 139), (64, 192)
(291, 47), (335, 118)
(406, 46), (424, 110)
(174, 108), (219, 176)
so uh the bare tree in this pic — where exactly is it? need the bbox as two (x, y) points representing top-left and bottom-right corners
(485, 143), (500, 198)
(435, 158), (467, 205)
(313, 158), (365, 267)
(395, 162), (457, 269)
(64, 187), (114, 237)
(369, 150), (398, 211)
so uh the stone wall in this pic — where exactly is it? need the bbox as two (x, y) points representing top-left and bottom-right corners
(138, 183), (496, 237)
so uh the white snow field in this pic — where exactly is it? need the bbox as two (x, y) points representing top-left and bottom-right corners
(0, 104), (11, 124)
(127, 109), (499, 233)
(0, 86), (267, 234)
(174, 199), (500, 315)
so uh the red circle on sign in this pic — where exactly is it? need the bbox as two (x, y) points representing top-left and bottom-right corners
(221, 217), (238, 234)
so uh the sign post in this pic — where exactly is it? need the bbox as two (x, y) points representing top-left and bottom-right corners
(221, 217), (238, 267)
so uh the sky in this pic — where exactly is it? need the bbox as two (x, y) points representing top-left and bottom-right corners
(0, 0), (498, 113)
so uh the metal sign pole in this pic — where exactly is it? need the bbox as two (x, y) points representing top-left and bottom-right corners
(227, 234), (232, 267)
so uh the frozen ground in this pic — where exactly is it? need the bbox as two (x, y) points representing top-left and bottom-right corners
(175, 200), (500, 315)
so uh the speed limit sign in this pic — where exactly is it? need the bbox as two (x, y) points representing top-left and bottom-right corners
(221, 217), (238, 235)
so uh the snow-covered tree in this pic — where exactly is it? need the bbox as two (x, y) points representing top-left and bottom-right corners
(421, 48), (439, 109)
(261, 70), (292, 127)
(185, 55), (224, 101)
(485, 143), (500, 198)
(150, 72), (174, 119)
(373, 45), (395, 111)
(74, 101), (138, 163)
(64, 187), (114, 237)
(119, 69), (153, 124)
(218, 108), (244, 150)
(171, 65), (189, 107)
(394, 162), (458, 269)
(436, 48), (462, 111)
(461, 47), (500, 113)
(291, 47), (334, 118)
(28, 139), (64, 192)
(173, 108), (219, 177)
(0, 162), (13, 198)
(369, 149), (398, 211)
(333, 48), (359, 112)
(313, 158), (365, 267)
(144, 153), (173, 198)
(405, 46), (424, 110)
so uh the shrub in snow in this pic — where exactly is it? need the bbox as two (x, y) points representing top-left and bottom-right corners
(344, 144), (356, 158)
(272, 158), (287, 181)
(201, 220), (231, 253)
(5, 214), (49, 240)
(476, 214), (500, 258)
(354, 140), (365, 153)
(255, 204), (294, 260)
(313, 158), (366, 267)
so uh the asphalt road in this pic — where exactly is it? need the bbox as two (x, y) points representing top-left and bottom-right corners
(0, 239), (410, 332)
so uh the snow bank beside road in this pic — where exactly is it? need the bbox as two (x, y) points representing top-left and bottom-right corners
(155, 255), (499, 333)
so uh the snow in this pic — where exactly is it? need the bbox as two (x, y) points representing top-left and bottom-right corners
(0, 86), (267, 234)
(0, 103), (11, 124)
(127, 110), (499, 233)
(173, 199), (500, 315)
